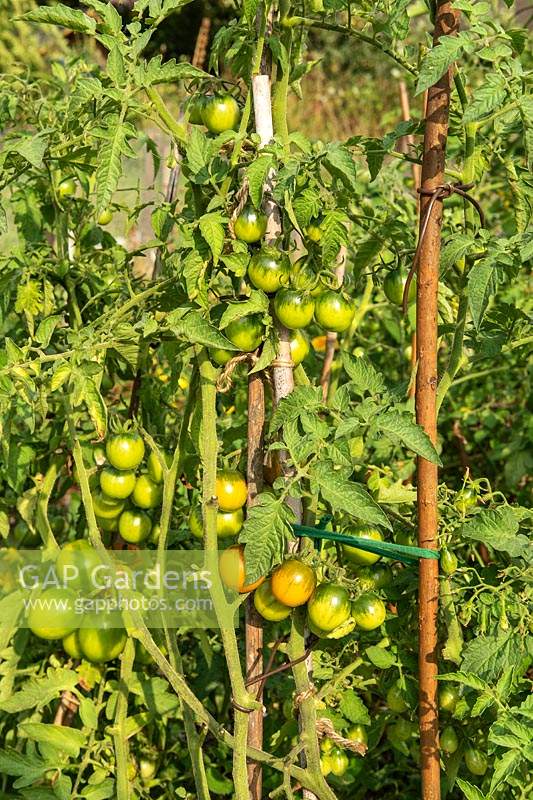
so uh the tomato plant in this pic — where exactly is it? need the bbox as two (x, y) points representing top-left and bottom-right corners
(0, 1), (531, 799)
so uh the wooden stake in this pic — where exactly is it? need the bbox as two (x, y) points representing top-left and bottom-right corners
(245, 372), (265, 797)
(416, 4), (458, 800)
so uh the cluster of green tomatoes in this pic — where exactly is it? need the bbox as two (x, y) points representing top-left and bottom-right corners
(91, 430), (168, 545)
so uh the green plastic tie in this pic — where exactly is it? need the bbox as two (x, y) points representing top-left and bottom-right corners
(292, 523), (439, 566)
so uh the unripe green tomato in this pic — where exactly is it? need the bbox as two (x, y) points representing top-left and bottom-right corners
(352, 592), (386, 631)
(274, 289), (315, 330)
(247, 248), (290, 294)
(62, 630), (83, 659)
(147, 450), (172, 484)
(201, 93), (240, 134)
(305, 219), (323, 242)
(320, 737), (335, 754)
(383, 269), (416, 306)
(307, 582), (351, 633)
(139, 755), (158, 782)
(390, 718), (415, 742)
(187, 94), (206, 125)
(328, 747), (349, 777)
(91, 491), (125, 520)
(387, 683), (409, 713)
(97, 209), (113, 225)
(454, 488), (478, 514)
(342, 526), (383, 566)
(464, 747), (488, 776)
(314, 290), (356, 333)
(28, 588), (78, 640)
(440, 726), (459, 754)
(99, 466), (136, 499)
(355, 563), (393, 591)
(78, 622), (127, 664)
(254, 578), (292, 621)
(132, 474), (163, 509)
(440, 548), (458, 575)
(189, 505), (244, 539)
(438, 684), (459, 714)
(56, 540), (102, 592)
(233, 204), (267, 243)
(395, 529), (416, 547)
(96, 515), (119, 532)
(289, 330), (310, 366)
(106, 432), (145, 471)
(210, 347), (234, 366)
(58, 177), (77, 198)
(320, 754), (332, 776)
(118, 509), (152, 544)
(346, 724), (368, 747)
(224, 315), (264, 352)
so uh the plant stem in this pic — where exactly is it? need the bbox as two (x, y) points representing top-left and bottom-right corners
(114, 639), (134, 800)
(197, 348), (254, 800)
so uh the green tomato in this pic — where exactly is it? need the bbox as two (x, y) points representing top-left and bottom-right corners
(274, 289), (315, 330)
(132, 474), (163, 509)
(147, 450), (172, 484)
(139, 755), (158, 782)
(320, 754), (332, 776)
(328, 747), (349, 777)
(291, 261), (320, 294)
(395, 529), (416, 547)
(62, 630), (83, 659)
(305, 219), (323, 242)
(383, 268), (416, 306)
(216, 469), (248, 512)
(99, 466), (136, 499)
(440, 726), (459, 754)
(314, 290), (356, 333)
(28, 588), (78, 640)
(342, 526), (383, 566)
(210, 347), (234, 366)
(289, 330), (310, 366)
(78, 621), (127, 664)
(118, 509), (152, 544)
(96, 515), (119, 532)
(254, 578), (292, 621)
(320, 737), (335, 754)
(201, 93), (240, 134)
(307, 582), (351, 633)
(97, 208), (113, 225)
(464, 747), (488, 776)
(56, 540), (102, 592)
(390, 719), (415, 742)
(346, 724), (368, 747)
(352, 592), (386, 631)
(233, 204), (267, 243)
(438, 684), (459, 714)
(454, 488), (478, 514)
(224, 315), (264, 352)
(189, 505), (244, 539)
(149, 523), (161, 545)
(355, 563), (393, 591)
(58, 177), (76, 198)
(440, 548), (458, 575)
(247, 248), (290, 293)
(91, 491), (125, 520)
(106, 432), (145, 470)
(386, 682), (409, 713)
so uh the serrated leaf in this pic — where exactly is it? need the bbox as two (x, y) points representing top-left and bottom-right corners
(82, 375), (107, 438)
(320, 210), (349, 265)
(463, 74), (507, 122)
(50, 362), (71, 392)
(141, 56), (209, 86)
(461, 507), (531, 558)
(468, 258), (498, 328)
(311, 466), (391, 530)
(460, 631), (531, 682)
(239, 493), (296, 582)
(438, 671), (489, 691)
(416, 32), (471, 95)
(269, 386), (324, 433)
(322, 144), (357, 190)
(455, 779), (488, 800)
(246, 155), (274, 208)
(372, 410), (442, 465)
(95, 122), (128, 212)
(341, 352), (386, 395)
(440, 234), (475, 272)
(199, 212), (226, 265)
(35, 315), (62, 348)
(490, 749), (522, 793)
(19, 4), (96, 34)
(168, 310), (238, 351)
(249, 336), (276, 374)
(339, 690), (370, 725)
(0, 669), (79, 713)
(20, 723), (86, 758)
(107, 45), (126, 85)
(219, 291), (269, 329)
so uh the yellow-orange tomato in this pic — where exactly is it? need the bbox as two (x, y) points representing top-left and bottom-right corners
(215, 470), (248, 512)
(219, 545), (265, 594)
(270, 559), (316, 607)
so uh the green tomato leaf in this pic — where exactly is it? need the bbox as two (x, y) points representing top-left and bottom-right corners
(371, 410), (442, 466)
(239, 493), (296, 583)
(339, 690), (370, 725)
(18, 4), (96, 34)
(0, 669), (79, 713)
(199, 212), (226, 265)
(455, 779), (489, 800)
(341, 352), (387, 396)
(461, 507), (531, 559)
(19, 722), (86, 759)
(167, 310), (238, 351)
(311, 465), (391, 530)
